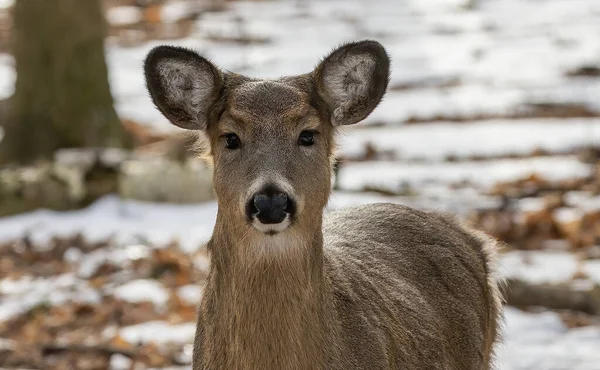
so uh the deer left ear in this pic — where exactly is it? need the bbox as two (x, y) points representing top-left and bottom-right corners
(313, 40), (390, 126)
(144, 46), (223, 130)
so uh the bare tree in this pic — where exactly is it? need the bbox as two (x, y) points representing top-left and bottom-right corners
(0, 0), (128, 165)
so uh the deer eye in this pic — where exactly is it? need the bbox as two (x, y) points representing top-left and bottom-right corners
(223, 133), (241, 150)
(298, 130), (316, 146)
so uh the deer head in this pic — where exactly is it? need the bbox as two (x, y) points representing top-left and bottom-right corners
(144, 41), (389, 240)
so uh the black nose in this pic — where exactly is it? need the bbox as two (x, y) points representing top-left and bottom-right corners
(247, 187), (295, 224)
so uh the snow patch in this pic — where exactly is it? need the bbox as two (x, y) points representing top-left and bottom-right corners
(0, 274), (101, 321)
(339, 119), (600, 161)
(0, 0), (13, 9)
(119, 321), (196, 345)
(338, 157), (590, 193)
(113, 279), (170, 307)
(500, 251), (600, 286)
(106, 6), (143, 26)
(177, 284), (203, 306)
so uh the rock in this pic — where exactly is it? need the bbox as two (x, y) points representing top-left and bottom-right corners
(0, 147), (215, 216)
(0, 162), (78, 216)
(119, 158), (213, 203)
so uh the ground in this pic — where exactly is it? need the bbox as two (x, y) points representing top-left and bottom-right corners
(1, 0), (600, 369)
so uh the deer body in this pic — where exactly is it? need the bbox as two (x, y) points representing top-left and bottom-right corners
(145, 41), (502, 370)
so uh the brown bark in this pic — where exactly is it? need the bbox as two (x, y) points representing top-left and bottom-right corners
(0, 0), (128, 165)
(505, 278), (600, 315)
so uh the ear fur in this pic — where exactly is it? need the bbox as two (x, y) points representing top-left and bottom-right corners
(144, 46), (223, 130)
(314, 40), (390, 126)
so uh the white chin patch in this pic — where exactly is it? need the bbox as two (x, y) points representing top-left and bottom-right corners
(252, 216), (291, 235)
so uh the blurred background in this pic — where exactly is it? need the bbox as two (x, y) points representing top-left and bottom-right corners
(0, 0), (599, 369)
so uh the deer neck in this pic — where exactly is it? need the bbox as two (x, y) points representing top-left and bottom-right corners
(202, 213), (330, 370)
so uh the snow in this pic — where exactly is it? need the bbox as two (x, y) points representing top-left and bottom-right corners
(143, 0), (599, 126)
(177, 284), (203, 306)
(113, 279), (170, 307)
(499, 308), (600, 370)
(553, 207), (584, 224)
(338, 119), (600, 161)
(517, 197), (548, 213)
(1, 0), (600, 367)
(564, 192), (600, 213)
(500, 251), (600, 286)
(0, 273), (101, 321)
(0, 192), (499, 257)
(106, 6), (143, 27)
(76, 243), (150, 278)
(0, 0), (13, 10)
(110, 353), (133, 370)
(0, 196), (599, 368)
(6, 0), (599, 131)
(161, 1), (198, 24)
(118, 321), (196, 345)
(0, 55), (15, 100)
(110, 308), (600, 369)
(338, 156), (592, 193)
(0, 195), (217, 251)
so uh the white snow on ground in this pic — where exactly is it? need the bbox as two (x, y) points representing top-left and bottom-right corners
(4, 0), (600, 131)
(75, 243), (151, 278)
(177, 284), (204, 306)
(1, 197), (600, 369)
(0, 189), (501, 260)
(0, 55), (15, 100)
(113, 279), (170, 307)
(338, 156), (592, 193)
(0, 273), (101, 321)
(110, 353), (134, 370)
(1, 198), (598, 290)
(338, 119), (600, 161)
(105, 6), (143, 26)
(501, 251), (587, 284)
(117, 321), (196, 345)
(124, 0), (600, 128)
(1, 0), (600, 368)
(161, 1), (200, 24)
(329, 189), (504, 216)
(565, 192), (600, 213)
(553, 207), (585, 225)
(501, 251), (600, 288)
(499, 307), (600, 370)
(0, 195), (217, 251)
(107, 310), (600, 370)
(0, 191), (501, 252)
(0, 0), (13, 10)
(0, 197), (598, 293)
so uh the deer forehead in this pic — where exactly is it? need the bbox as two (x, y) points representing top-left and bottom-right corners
(227, 80), (311, 125)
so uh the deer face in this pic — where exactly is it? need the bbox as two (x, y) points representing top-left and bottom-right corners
(145, 41), (389, 236)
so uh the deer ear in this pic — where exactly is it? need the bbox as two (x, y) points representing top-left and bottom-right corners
(314, 40), (390, 126)
(144, 46), (223, 130)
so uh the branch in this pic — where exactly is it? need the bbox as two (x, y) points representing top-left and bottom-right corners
(505, 278), (600, 315)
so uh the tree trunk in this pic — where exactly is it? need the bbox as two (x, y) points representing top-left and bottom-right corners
(505, 278), (600, 316)
(0, 0), (128, 165)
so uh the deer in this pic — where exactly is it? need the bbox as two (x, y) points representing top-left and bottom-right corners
(144, 40), (503, 370)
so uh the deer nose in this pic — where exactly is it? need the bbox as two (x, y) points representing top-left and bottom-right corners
(248, 189), (295, 224)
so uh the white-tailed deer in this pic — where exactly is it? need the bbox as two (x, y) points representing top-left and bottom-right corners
(144, 40), (502, 370)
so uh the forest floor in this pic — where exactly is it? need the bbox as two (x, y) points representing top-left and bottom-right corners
(1, 0), (600, 369)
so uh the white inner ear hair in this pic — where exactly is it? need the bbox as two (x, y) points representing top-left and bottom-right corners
(158, 59), (215, 122)
(323, 54), (375, 125)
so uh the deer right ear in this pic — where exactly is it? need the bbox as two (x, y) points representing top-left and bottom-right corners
(314, 40), (390, 126)
(144, 46), (223, 130)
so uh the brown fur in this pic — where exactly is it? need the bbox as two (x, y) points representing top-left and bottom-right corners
(144, 40), (503, 370)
